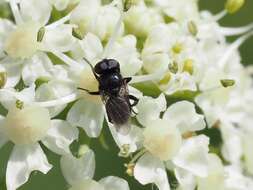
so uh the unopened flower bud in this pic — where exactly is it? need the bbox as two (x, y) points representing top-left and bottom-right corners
(0, 72), (7, 89)
(78, 144), (90, 158)
(220, 79), (235, 87)
(125, 163), (135, 176)
(37, 27), (45, 42)
(118, 144), (131, 157)
(183, 59), (194, 75)
(225, 0), (245, 14)
(172, 42), (183, 54)
(158, 72), (171, 86)
(169, 61), (178, 74)
(188, 20), (198, 36)
(16, 100), (24, 110)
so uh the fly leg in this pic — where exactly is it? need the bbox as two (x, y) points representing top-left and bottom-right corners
(128, 94), (139, 115)
(124, 77), (132, 83)
(77, 87), (100, 95)
(129, 95), (139, 107)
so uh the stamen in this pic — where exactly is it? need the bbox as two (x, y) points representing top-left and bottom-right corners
(102, 0), (124, 58)
(218, 30), (253, 67)
(219, 22), (253, 36)
(48, 48), (80, 67)
(213, 10), (227, 21)
(9, 0), (23, 25)
(34, 93), (79, 107)
(45, 13), (71, 30)
(130, 70), (166, 84)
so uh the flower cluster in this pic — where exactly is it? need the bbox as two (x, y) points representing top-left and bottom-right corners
(0, 0), (253, 189)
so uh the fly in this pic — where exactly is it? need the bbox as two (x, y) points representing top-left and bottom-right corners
(78, 58), (139, 135)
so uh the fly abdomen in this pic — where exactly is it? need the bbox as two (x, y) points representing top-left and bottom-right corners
(105, 96), (131, 125)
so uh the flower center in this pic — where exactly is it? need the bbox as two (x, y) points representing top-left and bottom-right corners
(78, 67), (101, 103)
(3, 105), (51, 145)
(143, 119), (182, 161)
(4, 22), (40, 59)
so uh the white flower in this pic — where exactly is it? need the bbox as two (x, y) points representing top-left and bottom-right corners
(163, 101), (205, 133)
(134, 153), (171, 190)
(143, 118), (182, 161)
(161, 0), (200, 22)
(61, 149), (130, 190)
(70, 0), (123, 41)
(0, 87), (78, 190)
(124, 1), (163, 37)
(173, 135), (210, 177)
(136, 93), (166, 126)
(197, 154), (225, 190)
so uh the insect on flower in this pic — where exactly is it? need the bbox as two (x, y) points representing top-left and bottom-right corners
(78, 58), (139, 135)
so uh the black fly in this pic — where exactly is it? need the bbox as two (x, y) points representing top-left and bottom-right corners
(78, 58), (139, 134)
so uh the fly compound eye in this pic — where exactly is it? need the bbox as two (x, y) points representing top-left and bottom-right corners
(94, 59), (120, 74)
(94, 60), (108, 74)
(107, 59), (120, 70)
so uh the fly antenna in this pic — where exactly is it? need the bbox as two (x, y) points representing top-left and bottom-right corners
(82, 57), (99, 79)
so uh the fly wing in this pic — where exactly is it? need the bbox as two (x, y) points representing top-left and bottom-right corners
(105, 96), (131, 135)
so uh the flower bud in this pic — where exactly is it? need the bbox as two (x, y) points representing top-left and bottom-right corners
(220, 79), (235, 88)
(125, 163), (135, 176)
(188, 20), (198, 36)
(118, 144), (131, 157)
(77, 144), (90, 158)
(15, 100), (24, 110)
(169, 61), (179, 74)
(183, 59), (194, 75)
(37, 27), (45, 42)
(225, 0), (245, 14)
(172, 42), (183, 54)
(0, 71), (7, 89)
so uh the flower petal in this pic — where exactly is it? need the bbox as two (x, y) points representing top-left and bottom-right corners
(174, 167), (196, 190)
(67, 99), (104, 138)
(42, 119), (78, 155)
(197, 154), (224, 190)
(19, 0), (52, 25)
(69, 179), (104, 190)
(43, 24), (76, 52)
(60, 150), (95, 186)
(165, 73), (197, 95)
(173, 135), (209, 177)
(22, 53), (54, 85)
(134, 153), (170, 190)
(99, 176), (130, 190)
(136, 93), (166, 126)
(0, 19), (15, 58)
(0, 57), (22, 88)
(108, 122), (143, 154)
(0, 84), (35, 110)
(108, 35), (143, 76)
(35, 81), (75, 117)
(49, 0), (70, 11)
(163, 101), (205, 133)
(6, 143), (52, 190)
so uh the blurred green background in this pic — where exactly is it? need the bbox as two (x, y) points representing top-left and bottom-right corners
(0, 0), (253, 190)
